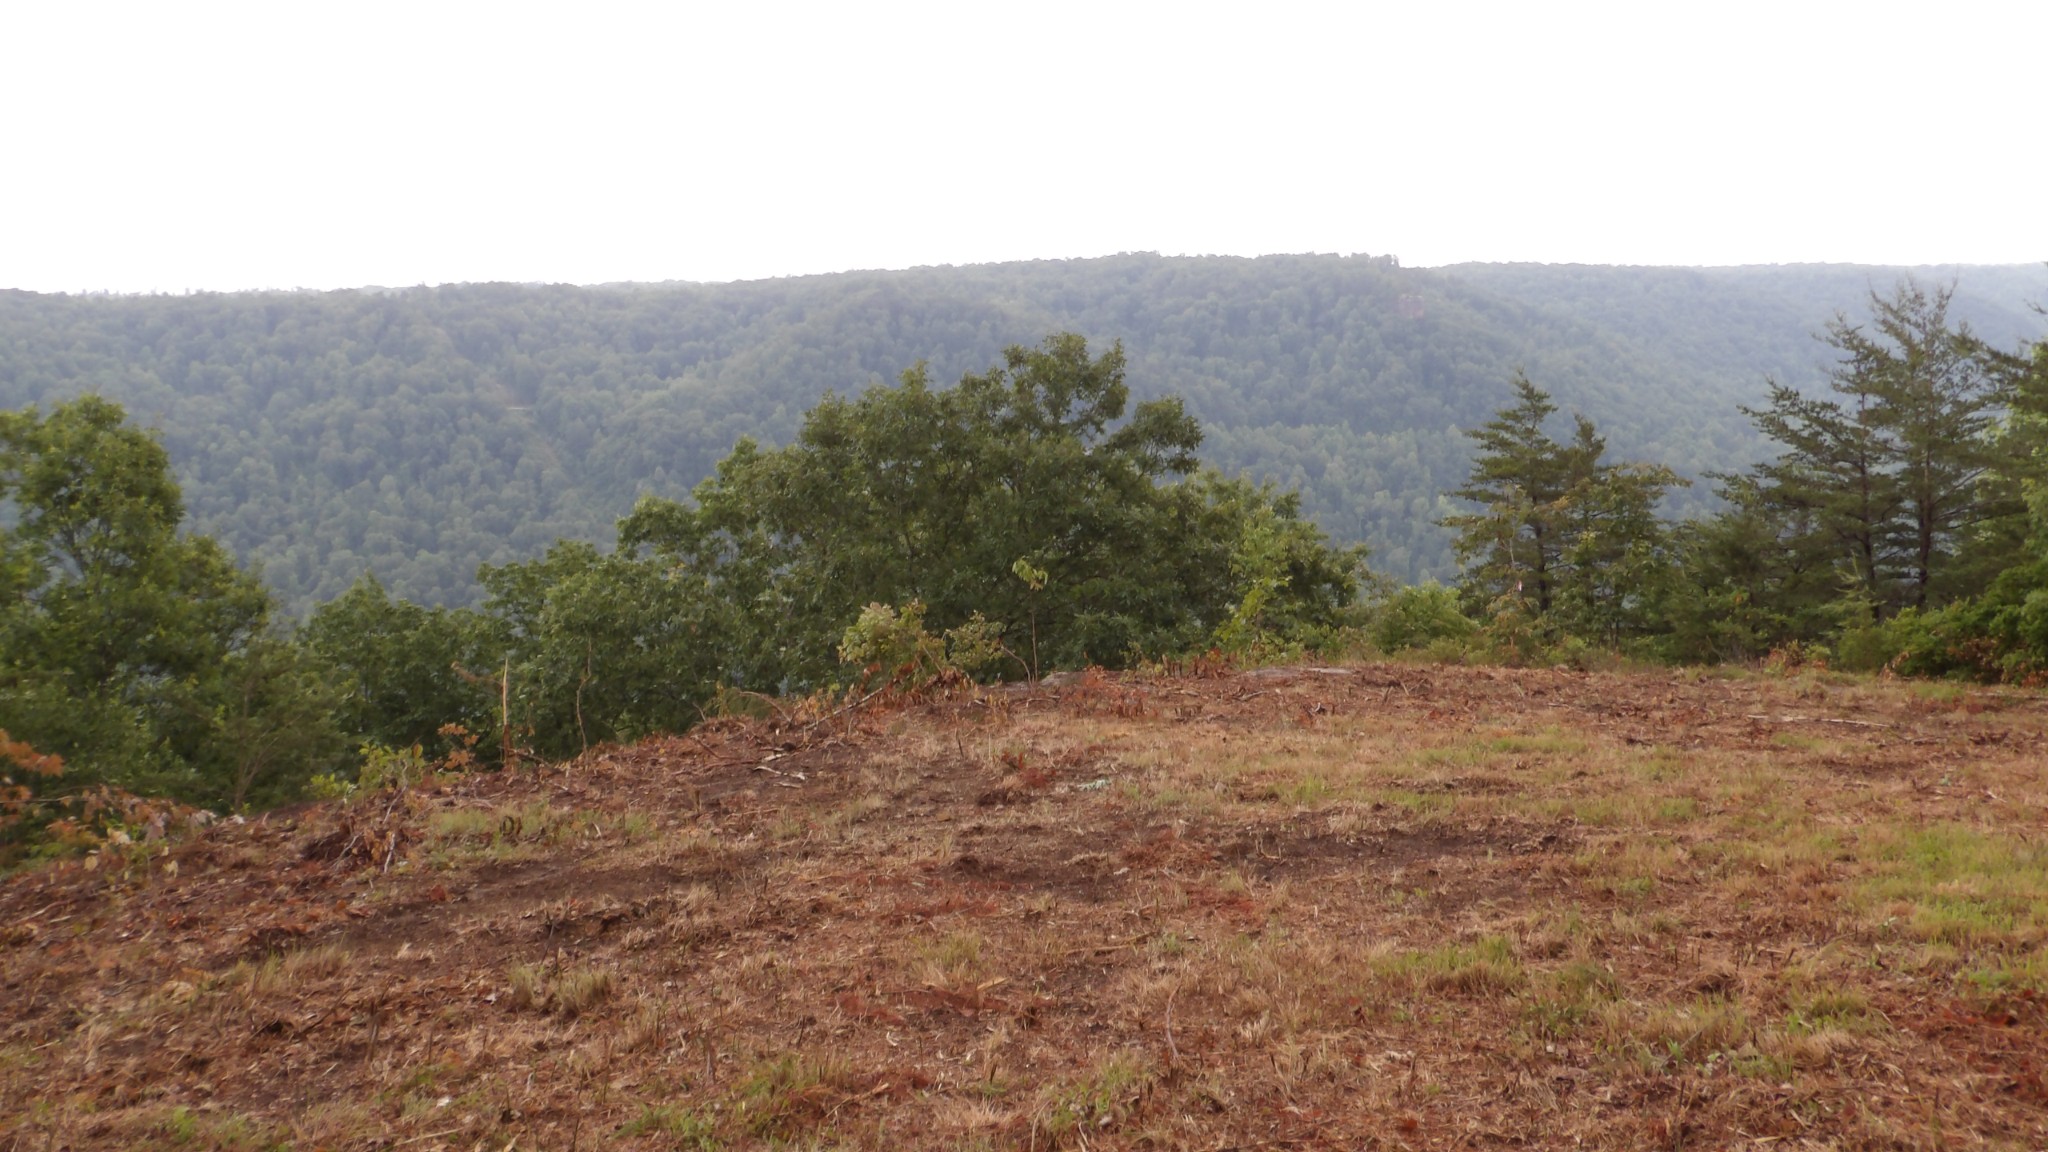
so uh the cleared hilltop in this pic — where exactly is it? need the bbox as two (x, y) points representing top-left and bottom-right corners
(6, 661), (2046, 1149)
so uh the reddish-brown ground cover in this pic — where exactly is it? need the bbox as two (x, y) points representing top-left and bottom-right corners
(5, 662), (2047, 1149)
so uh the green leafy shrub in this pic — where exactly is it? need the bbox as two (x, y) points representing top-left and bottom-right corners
(1832, 610), (1933, 675)
(1882, 580), (2048, 684)
(1369, 582), (1476, 653)
(839, 601), (950, 688)
(839, 601), (1026, 689)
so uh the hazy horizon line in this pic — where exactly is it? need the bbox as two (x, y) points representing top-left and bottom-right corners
(11, 251), (2045, 299)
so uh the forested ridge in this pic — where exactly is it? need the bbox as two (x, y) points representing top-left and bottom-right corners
(4, 265), (2047, 840)
(7, 254), (2040, 609)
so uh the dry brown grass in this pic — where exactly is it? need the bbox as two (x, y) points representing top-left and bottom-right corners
(4, 662), (2047, 1149)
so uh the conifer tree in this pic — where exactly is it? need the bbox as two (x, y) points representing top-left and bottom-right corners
(1735, 279), (2021, 618)
(1444, 373), (1678, 637)
(1441, 373), (1591, 615)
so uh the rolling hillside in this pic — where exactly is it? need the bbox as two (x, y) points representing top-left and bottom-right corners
(4, 256), (2041, 608)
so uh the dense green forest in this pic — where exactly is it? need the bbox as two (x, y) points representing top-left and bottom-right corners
(7, 255), (2040, 609)
(2, 336), (1361, 833)
(4, 270), (2046, 840)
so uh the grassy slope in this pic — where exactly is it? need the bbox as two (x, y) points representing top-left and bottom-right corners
(5, 662), (2047, 1149)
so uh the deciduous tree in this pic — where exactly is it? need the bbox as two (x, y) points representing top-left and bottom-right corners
(0, 396), (340, 809)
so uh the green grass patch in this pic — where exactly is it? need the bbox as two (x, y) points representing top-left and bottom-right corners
(1413, 727), (1589, 771)
(732, 1053), (859, 1138)
(619, 1103), (723, 1148)
(1786, 987), (1883, 1035)
(424, 800), (584, 866)
(1600, 996), (1756, 1075)
(1866, 824), (2048, 948)
(1274, 774), (1334, 805)
(1375, 935), (1525, 996)
(1031, 1052), (1154, 1140)
(1908, 681), (1971, 704)
(1768, 731), (1831, 753)
(1652, 797), (1701, 825)
(1374, 789), (1455, 820)
(1519, 960), (1621, 1039)
(154, 1106), (280, 1150)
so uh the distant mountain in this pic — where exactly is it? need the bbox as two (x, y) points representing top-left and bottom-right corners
(4, 255), (2042, 609)
(1442, 262), (2046, 394)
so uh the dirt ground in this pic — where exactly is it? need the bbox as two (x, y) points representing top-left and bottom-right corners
(5, 661), (2047, 1150)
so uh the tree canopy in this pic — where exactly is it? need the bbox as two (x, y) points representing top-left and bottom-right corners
(3, 266), (2046, 843)
(7, 257), (2037, 609)
(618, 334), (1357, 685)
(306, 335), (1364, 764)
(1441, 373), (1682, 648)
(1427, 278), (2045, 678)
(0, 397), (340, 813)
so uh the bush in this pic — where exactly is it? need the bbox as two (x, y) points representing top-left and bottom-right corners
(1881, 582), (2048, 685)
(838, 602), (949, 688)
(838, 601), (1025, 690)
(1370, 583), (1477, 653)
(1832, 610), (1932, 675)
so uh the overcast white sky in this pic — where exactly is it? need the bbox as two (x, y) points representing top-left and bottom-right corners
(4, 0), (2042, 294)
